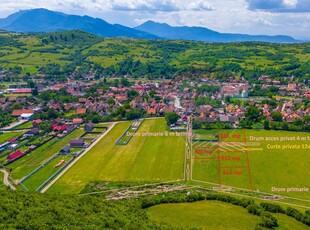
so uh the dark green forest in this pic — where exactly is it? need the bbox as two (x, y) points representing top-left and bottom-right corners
(0, 190), (172, 229)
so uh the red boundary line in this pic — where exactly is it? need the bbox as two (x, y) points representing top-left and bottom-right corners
(217, 129), (221, 186)
(220, 166), (248, 169)
(193, 158), (219, 160)
(243, 129), (253, 190)
(219, 150), (247, 153)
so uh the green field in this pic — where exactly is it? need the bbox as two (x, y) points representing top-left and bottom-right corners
(82, 133), (100, 139)
(148, 201), (309, 230)
(274, 213), (310, 230)
(49, 118), (185, 194)
(9, 127), (85, 180)
(192, 129), (310, 200)
(3, 94), (32, 97)
(0, 132), (23, 143)
(22, 154), (74, 191)
(13, 121), (33, 129)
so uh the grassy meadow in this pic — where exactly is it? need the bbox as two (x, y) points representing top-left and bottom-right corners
(148, 201), (309, 230)
(48, 118), (185, 194)
(0, 132), (24, 144)
(22, 154), (74, 191)
(192, 129), (310, 200)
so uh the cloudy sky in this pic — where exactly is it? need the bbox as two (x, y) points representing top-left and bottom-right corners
(0, 0), (309, 40)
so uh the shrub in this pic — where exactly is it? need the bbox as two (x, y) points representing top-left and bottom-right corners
(259, 211), (278, 229)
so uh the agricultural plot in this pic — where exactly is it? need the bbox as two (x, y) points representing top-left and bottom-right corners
(9, 127), (85, 180)
(94, 123), (112, 128)
(192, 129), (310, 200)
(12, 121), (33, 129)
(116, 118), (144, 145)
(82, 133), (101, 139)
(0, 132), (23, 144)
(92, 127), (107, 133)
(49, 118), (185, 194)
(22, 154), (74, 191)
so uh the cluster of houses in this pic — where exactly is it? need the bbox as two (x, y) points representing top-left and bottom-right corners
(0, 75), (309, 129)
(3, 120), (95, 163)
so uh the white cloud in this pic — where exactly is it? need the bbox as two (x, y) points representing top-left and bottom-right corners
(283, 0), (298, 7)
(0, 0), (308, 40)
(110, 0), (213, 12)
(246, 0), (310, 12)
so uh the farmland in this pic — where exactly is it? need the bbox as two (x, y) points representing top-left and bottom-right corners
(9, 127), (85, 180)
(12, 121), (33, 129)
(192, 129), (310, 200)
(48, 118), (185, 194)
(0, 132), (24, 144)
(148, 201), (309, 230)
(22, 154), (74, 191)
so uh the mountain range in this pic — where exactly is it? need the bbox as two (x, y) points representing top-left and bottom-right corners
(0, 8), (301, 43)
(0, 9), (157, 39)
(135, 21), (298, 43)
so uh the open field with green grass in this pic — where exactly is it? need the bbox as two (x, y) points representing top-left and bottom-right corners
(48, 118), (185, 194)
(82, 133), (101, 139)
(22, 154), (74, 191)
(148, 201), (259, 230)
(0, 132), (23, 143)
(192, 129), (218, 140)
(274, 213), (310, 230)
(94, 123), (111, 128)
(148, 201), (309, 230)
(92, 127), (107, 133)
(13, 121), (32, 129)
(3, 94), (32, 97)
(192, 129), (310, 200)
(9, 127), (85, 180)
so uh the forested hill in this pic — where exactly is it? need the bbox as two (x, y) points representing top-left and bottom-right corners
(0, 190), (171, 229)
(0, 30), (309, 82)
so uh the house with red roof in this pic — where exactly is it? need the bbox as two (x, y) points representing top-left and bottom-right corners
(11, 109), (34, 117)
(76, 108), (87, 115)
(32, 119), (43, 127)
(52, 124), (67, 132)
(7, 150), (24, 162)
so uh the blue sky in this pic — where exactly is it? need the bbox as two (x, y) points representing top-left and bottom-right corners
(0, 0), (309, 40)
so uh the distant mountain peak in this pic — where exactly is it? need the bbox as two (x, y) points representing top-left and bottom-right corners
(0, 8), (157, 39)
(135, 20), (299, 43)
(0, 8), (301, 43)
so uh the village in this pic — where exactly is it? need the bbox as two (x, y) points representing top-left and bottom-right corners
(0, 72), (309, 134)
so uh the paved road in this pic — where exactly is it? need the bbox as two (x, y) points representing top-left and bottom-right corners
(41, 122), (117, 193)
(0, 169), (16, 190)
